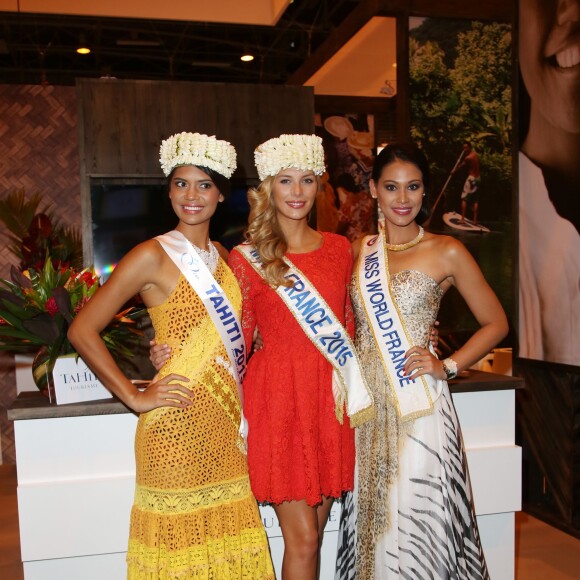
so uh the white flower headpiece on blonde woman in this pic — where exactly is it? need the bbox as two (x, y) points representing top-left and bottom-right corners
(159, 132), (237, 178)
(254, 134), (325, 181)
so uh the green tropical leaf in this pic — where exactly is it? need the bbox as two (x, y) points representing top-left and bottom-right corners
(0, 190), (45, 241)
(22, 314), (60, 343)
(0, 327), (44, 342)
(0, 299), (37, 322)
(0, 289), (26, 309)
(52, 286), (73, 323)
(10, 266), (31, 289)
(0, 190), (83, 270)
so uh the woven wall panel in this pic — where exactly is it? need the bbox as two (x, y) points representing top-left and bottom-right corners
(0, 84), (80, 464)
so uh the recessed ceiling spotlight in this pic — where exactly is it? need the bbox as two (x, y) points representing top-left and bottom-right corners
(77, 34), (90, 55)
(241, 53), (254, 62)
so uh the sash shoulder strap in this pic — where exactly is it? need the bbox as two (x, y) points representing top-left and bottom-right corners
(357, 231), (443, 421)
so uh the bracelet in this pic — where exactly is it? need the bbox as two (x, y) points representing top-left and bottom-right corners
(442, 357), (458, 380)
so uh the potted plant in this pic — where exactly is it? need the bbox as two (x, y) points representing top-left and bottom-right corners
(0, 191), (145, 399)
(0, 255), (144, 397)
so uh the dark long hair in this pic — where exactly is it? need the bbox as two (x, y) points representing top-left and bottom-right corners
(372, 143), (431, 225)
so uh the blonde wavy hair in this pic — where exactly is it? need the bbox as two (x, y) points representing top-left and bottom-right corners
(245, 174), (320, 287)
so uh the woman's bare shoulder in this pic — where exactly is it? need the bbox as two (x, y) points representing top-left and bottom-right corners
(105, 239), (168, 284)
(423, 231), (466, 256)
(122, 238), (166, 266)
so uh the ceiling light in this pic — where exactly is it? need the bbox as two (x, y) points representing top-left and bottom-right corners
(241, 53), (254, 62)
(77, 34), (90, 55)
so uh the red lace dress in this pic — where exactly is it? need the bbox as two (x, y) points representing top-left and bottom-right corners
(229, 232), (356, 506)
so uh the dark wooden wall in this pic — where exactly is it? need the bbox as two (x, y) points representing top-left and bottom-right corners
(77, 80), (314, 178)
(76, 79), (315, 263)
(516, 360), (580, 536)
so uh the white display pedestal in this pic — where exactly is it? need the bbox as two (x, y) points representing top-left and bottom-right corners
(9, 370), (522, 579)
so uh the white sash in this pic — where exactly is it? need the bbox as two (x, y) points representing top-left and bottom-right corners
(236, 243), (374, 427)
(357, 230), (443, 421)
(155, 230), (248, 443)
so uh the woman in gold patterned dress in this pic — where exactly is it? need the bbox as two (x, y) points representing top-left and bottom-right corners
(335, 143), (508, 579)
(68, 132), (273, 579)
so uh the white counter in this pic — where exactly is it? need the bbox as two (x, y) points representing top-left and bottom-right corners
(9, 370), (522, 579)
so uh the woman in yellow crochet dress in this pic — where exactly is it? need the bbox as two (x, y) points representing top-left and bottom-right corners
(69, 132), (274, 579)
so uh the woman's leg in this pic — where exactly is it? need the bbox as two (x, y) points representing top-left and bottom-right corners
(316, 495), (334, 537)
(274, 500), (320, 580)
(316, 496), (335, 577)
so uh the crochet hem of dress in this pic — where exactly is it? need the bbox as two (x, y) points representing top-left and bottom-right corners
(127, 546), (275, 579)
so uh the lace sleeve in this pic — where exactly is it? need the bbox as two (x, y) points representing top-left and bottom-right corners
(228, 248), (257, 353)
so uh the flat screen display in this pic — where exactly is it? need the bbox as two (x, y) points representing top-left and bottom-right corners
(90, 179), (252, 280)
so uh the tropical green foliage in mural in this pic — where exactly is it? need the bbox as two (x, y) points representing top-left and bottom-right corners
(410, 20), (512, 222)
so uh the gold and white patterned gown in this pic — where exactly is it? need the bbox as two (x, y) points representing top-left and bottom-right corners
(127, 258), (274, 579)
(336, 269), (489, 580)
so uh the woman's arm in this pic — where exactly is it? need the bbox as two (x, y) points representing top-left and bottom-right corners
(405, 236), (508, 380)
(444, 237), (509, 371)
(343, 239), (355, 336)
(68, 242), (191, 412)
(228, 248), (258, 353)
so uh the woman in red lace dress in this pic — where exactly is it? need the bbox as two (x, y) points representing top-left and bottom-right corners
(152, 134), (373, 578)
(228, 134), (370, 579)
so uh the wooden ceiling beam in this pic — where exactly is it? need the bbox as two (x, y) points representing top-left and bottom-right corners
(287, 0), (514, 86)
(286, 0), (385, 86)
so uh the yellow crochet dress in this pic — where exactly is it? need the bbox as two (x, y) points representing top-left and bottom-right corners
(127, 260), (274, 579)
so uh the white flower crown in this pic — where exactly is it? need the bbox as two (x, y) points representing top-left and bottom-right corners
(254, 134), (326, 181)
(159, 132), (237, 178)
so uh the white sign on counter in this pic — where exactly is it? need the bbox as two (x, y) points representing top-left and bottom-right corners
(53, 354), (112, 405)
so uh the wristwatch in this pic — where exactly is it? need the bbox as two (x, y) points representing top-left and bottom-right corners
(442, 357), (458, 380)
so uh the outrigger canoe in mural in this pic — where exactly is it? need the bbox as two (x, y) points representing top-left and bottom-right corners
(442, 211), (491, 233)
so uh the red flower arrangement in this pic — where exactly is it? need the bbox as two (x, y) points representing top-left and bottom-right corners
(0, 255), (143, 388)
(0, 190), (145, 395)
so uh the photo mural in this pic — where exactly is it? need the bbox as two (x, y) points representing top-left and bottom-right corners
(314, 113), (376, 241)
(518, 0), (579, 367)
(409, 17), (513, 350)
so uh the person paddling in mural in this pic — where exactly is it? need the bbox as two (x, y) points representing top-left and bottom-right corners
(335, 143), (508, 579)
(68, 132), (274, 579)
(455, 140), (481, 225)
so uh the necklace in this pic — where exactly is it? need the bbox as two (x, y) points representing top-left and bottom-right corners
(193, 242), (219, 273)
(384, 226), (424, 251)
